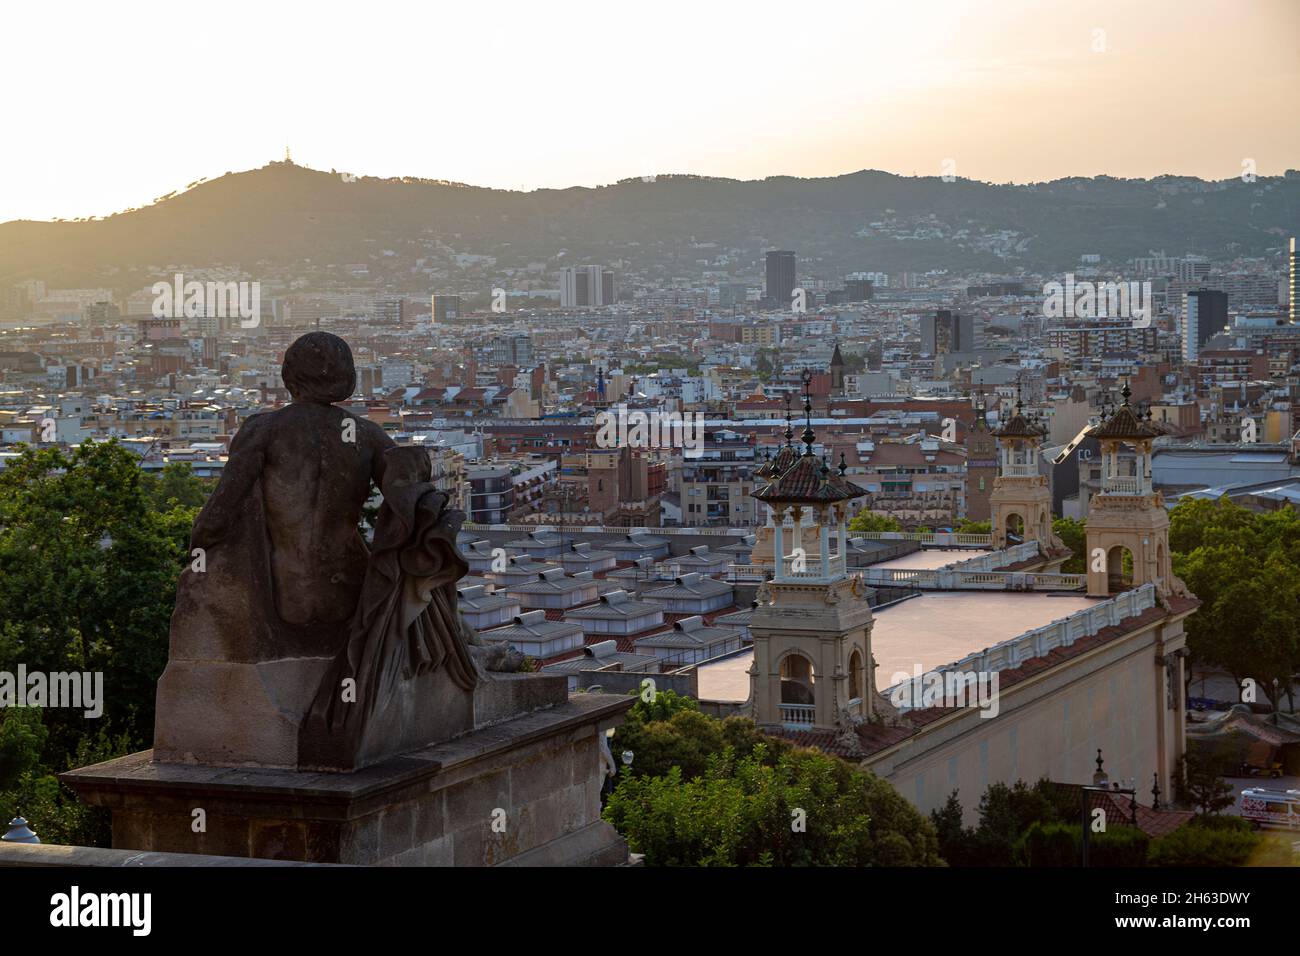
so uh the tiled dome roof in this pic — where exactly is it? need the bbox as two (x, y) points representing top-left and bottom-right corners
(1087, 383), (1163, 441)
(753, 371), (867, 505)
(993, 399), (1048, 439)
(753, 452), (867, 505)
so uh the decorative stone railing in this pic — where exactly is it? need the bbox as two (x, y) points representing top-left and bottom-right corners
(1101, 476), (1142, 495)
(464, 522), (741, 537)
(777, 551), (847, 581)
(880, 583), (1158, 711)
(940, 541), (1040, 572)
(1002, 464), (1039, 477)
(851, 541), (1063, 591)
(779, 703), (816, 727)
(852, 531), (993, 548)
(853, 568), (1086, 591)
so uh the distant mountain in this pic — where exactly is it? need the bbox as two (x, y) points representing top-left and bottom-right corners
(3, 162), (1297, 292)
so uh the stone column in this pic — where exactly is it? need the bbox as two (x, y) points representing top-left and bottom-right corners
(837, 505), (848, 576)
(791, 506), (803, 563)
(818, 506), (831, 580)
(773, 509), (786, 583)
(1153, 635), (1169, 798)
(1174, 650), (1187, 778)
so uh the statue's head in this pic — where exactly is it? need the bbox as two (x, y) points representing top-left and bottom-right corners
(282, 332), (356, 404)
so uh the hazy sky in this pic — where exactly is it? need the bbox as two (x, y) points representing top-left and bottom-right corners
(3, 0), (1297, 223)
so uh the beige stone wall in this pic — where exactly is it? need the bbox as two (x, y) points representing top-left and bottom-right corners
(865, 615), (1188, 826)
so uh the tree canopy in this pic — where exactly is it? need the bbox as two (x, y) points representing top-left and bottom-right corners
(604, 691), (942, 866)
(848, 511), (903, 534)
(1168, 497), (1300, 710)
(0, 441), (210, 843)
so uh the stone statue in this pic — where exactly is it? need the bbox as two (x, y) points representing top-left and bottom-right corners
(300, 442), (481, 768)
(153, 332), (484, 771)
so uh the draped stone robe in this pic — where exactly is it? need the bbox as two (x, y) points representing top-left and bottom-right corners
(301, 445), (478, 769)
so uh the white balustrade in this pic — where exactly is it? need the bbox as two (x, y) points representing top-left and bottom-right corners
(1003, 464), (1039, 477)
(851, 531), (993, 548)
(1101, 476), (1140, 495)
(879, 584), (1158, 708)
(779, 703), (816, 727)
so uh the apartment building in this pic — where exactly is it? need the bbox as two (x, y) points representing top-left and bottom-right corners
(678, 429), (759, 527)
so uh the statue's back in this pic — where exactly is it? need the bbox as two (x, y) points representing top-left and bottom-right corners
(259, 402), (381, 626)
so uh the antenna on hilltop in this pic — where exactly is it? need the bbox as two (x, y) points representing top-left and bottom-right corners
(285, 144), (293, 164)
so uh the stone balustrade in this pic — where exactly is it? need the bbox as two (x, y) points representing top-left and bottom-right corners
(881, 583), (1158, 710)
(854, 568), (1087, 591)
(852, 531), (993, 548)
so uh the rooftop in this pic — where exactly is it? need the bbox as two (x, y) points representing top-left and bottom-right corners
(696, 589), (1102, 703)
(564, 589), (664, 619)
(869, 590), (1101, 687)
(867, 548), (972, 571)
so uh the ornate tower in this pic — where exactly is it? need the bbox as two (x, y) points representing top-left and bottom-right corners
(964, 392), (998, 522)
(829, 341), (845, 395)
(1083, 384), (1181, 597)
(747, 378), (888, 740)
(989, 395), (1054, 548)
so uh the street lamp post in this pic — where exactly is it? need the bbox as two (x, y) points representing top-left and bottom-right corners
(1079, 750), (1138, 867)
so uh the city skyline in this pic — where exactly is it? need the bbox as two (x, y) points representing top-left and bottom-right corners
(3, 0), (1300, 888)
(3, 0), (1297, 224)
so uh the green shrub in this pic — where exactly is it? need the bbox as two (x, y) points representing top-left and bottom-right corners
(0, 772), (109, 848)
(0, 707), (48, 790)
(0, 726), (134, 848)
(612, 700), (790, 781)
(1089, 825), (1150, 866)
(1247, 831), (1300, 866)
(1186, 814), (1253, 833)
(1018, 821), (1078, 867)
(931, 780), (1083, 867)
(604, 744), (943, 866)
(973, 780), (1067, 866)
(628, 687), (698, 723)
(1148, 825), (1261, 866)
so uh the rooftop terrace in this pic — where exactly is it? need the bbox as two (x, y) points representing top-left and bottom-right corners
(695, 589), (1103, 703)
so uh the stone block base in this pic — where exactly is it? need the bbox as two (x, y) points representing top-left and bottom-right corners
(154, 658), (569, 771)
(64, 693), (633, 866)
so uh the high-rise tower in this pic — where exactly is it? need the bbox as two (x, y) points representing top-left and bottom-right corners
(765, 250), (796, 305)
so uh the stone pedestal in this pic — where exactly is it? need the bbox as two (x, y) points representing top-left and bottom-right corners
(155, 657), (563, 771)
(64, 691), (634, 866)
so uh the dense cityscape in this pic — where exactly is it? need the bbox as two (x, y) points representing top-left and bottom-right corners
(1, 0), (1298, 938)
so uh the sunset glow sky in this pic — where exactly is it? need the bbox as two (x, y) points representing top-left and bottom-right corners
(2, 0), (1297, 223)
